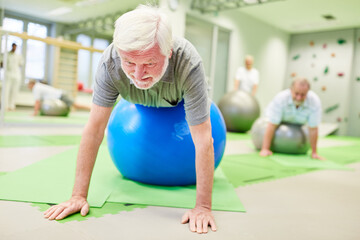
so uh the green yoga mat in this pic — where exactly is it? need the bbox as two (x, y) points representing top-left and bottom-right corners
(31, 202), (147, 223)
(220, 153), (310, 187)
(269, 154), (353, 170)
(226, 132), (251, 141)
(0, 146), (112, 207)
(0, 146), (245, 212)
(4, 111), (89, 125)
(0, 135), (107, 148)
(0, 135), (82, 148)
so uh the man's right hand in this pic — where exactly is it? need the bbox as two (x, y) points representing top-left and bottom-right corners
(44, 196), (89, 220)
(259, 148), (273, 157)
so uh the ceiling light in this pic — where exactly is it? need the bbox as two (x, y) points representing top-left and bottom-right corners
(46, 7), (73, 16)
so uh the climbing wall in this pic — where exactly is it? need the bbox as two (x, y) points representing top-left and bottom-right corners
(285, 29), (355, 135)
(347, 29), (360, 137)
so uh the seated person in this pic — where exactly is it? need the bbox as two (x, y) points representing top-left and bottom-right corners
(27, 79), (90, 116)
(260, 77), (324, 160)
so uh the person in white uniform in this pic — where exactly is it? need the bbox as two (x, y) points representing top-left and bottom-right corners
(234, 55), (259, 96)
(1, 43), (24, 111)
(260, 78), (324, 160)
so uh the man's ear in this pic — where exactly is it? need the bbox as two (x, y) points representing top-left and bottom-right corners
(169, 49), (173, 59)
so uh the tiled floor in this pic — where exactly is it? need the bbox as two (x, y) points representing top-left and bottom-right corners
(1, 124), (360, 240)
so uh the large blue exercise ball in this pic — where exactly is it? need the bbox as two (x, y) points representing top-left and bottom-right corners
(107, 99), (227, 186)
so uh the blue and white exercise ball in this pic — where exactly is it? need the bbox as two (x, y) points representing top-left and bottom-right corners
(107, 99), (227, 186)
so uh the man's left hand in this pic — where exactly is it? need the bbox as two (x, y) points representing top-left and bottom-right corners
(311, 152), (325, 160)
(181, 207), (216, 234)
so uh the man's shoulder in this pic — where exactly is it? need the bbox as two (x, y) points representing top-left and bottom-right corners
(101, 43), (120, 66)
(172, 37), (201, 63)
(306, 90), (321, 106)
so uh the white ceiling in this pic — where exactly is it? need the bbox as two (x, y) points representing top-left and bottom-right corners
(238, 0), (360, 34)
(1, 0), (149, 24)
(2, 0), (360, 34)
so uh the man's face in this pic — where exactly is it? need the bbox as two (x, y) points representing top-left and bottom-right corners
(119, 44), (170, 90)
(11, 44), (17, 52)
(245, 57), (253, 69)
(291, 83), (309, 106)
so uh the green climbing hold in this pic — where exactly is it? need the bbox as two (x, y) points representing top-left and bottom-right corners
(325, 104), (339, 114)
(324, 66), (329, 74)
(337, 39), (346, 44)
(293, 54), (300, 60)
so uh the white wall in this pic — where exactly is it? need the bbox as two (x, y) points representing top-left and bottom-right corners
(286, 29), (355, 135)
(160, 0), (290, 115)
(348, 28), (360, 137)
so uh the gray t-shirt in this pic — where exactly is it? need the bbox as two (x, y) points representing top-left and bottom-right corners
(92, 37), (209, 126)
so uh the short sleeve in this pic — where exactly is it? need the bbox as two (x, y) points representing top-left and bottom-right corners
(92, 63), (120, 107)
(266, 94), (283, 125)
(307, 94), (322, 127)
(183, 62), (210, 126)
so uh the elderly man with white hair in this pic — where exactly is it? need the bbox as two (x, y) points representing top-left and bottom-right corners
(44, 5), (217, 234)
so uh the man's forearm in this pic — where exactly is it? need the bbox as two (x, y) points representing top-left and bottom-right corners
(261, 123), (277, 150)
(72, 125), (104, 198)
(195, 141), (214, 210)
(234, 79), (240, 90)
(33, 101), (41, 115)
(309, 127), (318, 154)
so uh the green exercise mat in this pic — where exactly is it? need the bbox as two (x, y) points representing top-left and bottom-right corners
(0, 145), (245, 212)
(318, 145), (360, 164)
(0, 135), (107, 148)
(226, 132), (251, 141)
(269, 153), (352, 170)
(4, 110), (89, 125)
(107, 167), (245, 212)
(31, 202), (147, 223)
(0, 146), (112, 207)
(220, 153), (310, 187)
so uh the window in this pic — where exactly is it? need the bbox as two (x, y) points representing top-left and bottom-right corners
(26, 23), (48, 79)
(77, 35), (109, 89)
(77, 34), (92, 89)
(1, 17), (23, 53)
(92, 38), (109, 88)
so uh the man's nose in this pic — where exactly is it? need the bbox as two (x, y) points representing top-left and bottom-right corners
(134, 65), (145, 80)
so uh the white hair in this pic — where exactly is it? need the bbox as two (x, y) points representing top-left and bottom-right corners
(113, 5), (173, 56)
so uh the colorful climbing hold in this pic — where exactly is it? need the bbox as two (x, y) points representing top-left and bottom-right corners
(324, 104), (339, 113)
(323, 44), (327, 49)
(293, 54), (300, 60)
(324, 66), (329, 74)
(322, 86), (327, 91)
(309, 41), (314, 46)
(338, 72), (344, 77)
(337, 39), (346, 44)
(331, 53), (336, 57)
(291, 72), (297, 77)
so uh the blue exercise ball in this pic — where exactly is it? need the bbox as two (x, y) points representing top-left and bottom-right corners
(107, 99), (227, 186)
